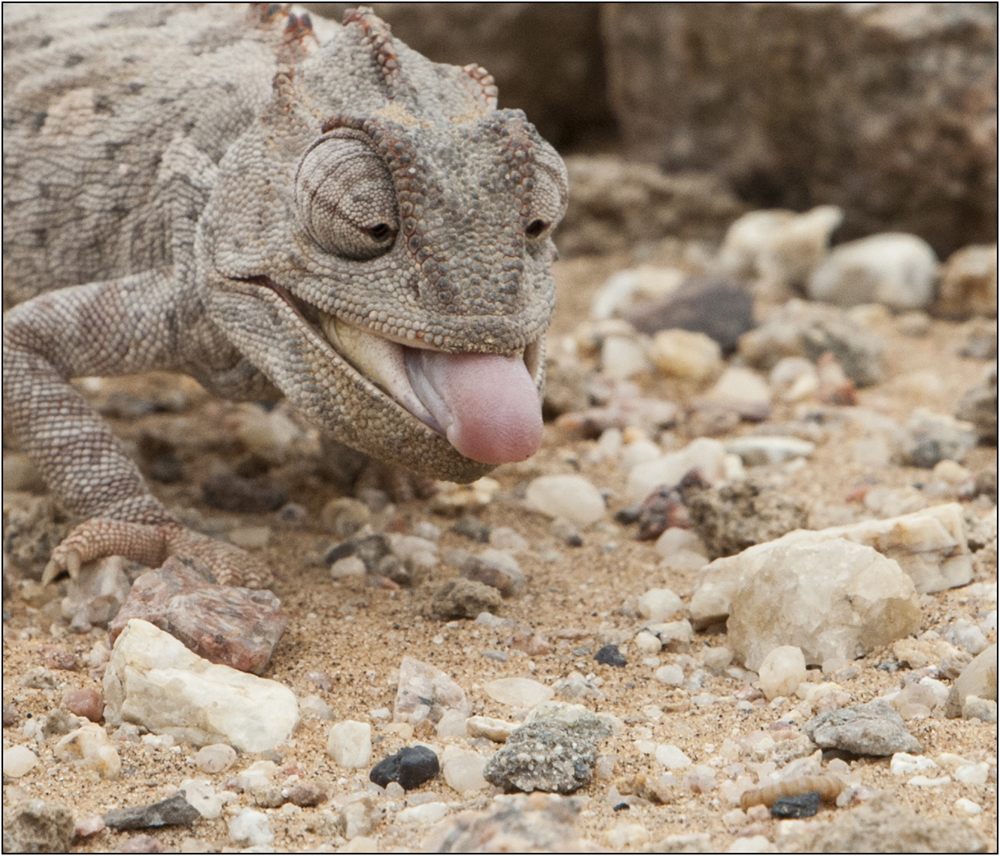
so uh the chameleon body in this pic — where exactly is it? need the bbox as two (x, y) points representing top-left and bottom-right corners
(2, 4), (568, 586)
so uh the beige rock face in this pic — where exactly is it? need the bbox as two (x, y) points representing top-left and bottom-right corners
(727, 539), (921, 671)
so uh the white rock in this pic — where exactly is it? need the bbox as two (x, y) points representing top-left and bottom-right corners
(434, 709), (468, 739)
(770, 358), (820, 403)
(655, 527), (706, 558)
(808, 233), (939, 310)
(606, 821), (651, 849)
(394, 656), (471, 725)
(525, 475), (606, 527)
(396, 802), (449, 824)
(483, 678), (554, 708)
(227, 526), (270, 549)
(955, 797), (983, 816)
(441, 745), (488, 793)
(601, 334), (650, 379)
(619, 438), (662, 470)
(194, 743), (237, 774)
(466, 716), (515, 743)
(727, 540), (920, 671)
(299, 694), (333, 720)
(637, 588), (683, 621)
(890, 753), (938, 776)
(655, 744), (692, 770)
(757, 646), (807, 701)
(229, 808), (274, 847)
(53, 723), (121, 779)
(726, 436), (815, 466)
(654, 665), (685, 686)
(953, 762), (989, 786)
(627, 438), (728, 503)
(729, 833), (778, 853)
(649, 329), (722, 381)
(908, 775), (951, 788)
(390, 535), (439, 571)
(704, 367), (772, 407)
(943, 619), (989, 655)
(103, 619), (299, 752)
(330, 555), (367, 578)
(590, 267), (685, 321)
(181, 778), (225, 820)
(237, 409), (300, 463)
(326, 721), (372, 768)
(2, 745), (38, 778)
(488, 527), (529, 554)
(634, 630), (662, 655)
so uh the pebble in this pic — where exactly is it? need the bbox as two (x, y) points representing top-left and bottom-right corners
(897, 408), (978, 468)
(179, 778), (225, 820)
(286, 781), (327, 807)
(890, 752), (938, 776)
(484, 677), (554, 708)
(725, 436), (815, 466)
(936, 243), (997, 318)
(962, 696), (997, 722)
(194, 743), (237, 774)
(326, 720), (372, 768)
(330, 555), (367, 578)
(808, 233), (938, 310)
(942, 619), (989, 655)
(61, 556), (132, 632)
(703, 367), (772, 414)
(637, 587), (683, 621)
(3, 744), (39, 778)
(434, 708), (469, 738)
(758, 646), (807, 701)
(635, 482), (690, 541)
(441, 745), (489, 793)
(594, 644), (627, 667)
(53, 723), (121, 778)
(770, 357), (820, 403)
(299, 694), (333, 720)
(739, 298), (883, 387)
(394, 656), (471, 725)
(525, 475), (606, 527)
(648, 329), (722, 381)
(955, 798), (983, 817)
(955, 362), (998, 443)
(483, 721), (599, 794)
(627, 437), (728, 503)
(654, 665), (685, 686)
(61, 687), (103, 722)
(953, 762), (989, 786)
(320, 497), (371, 538)
(201, 473), (288, 513)
(370, 745), (440, 790)
(228, 808), (274, 848)
(3, 799), (76, 853)
(728, 539), (920, 670)
(466, 715), (515, 742)
(430, 578), (502, 620)
(109, 558), (288, 675)
(3, 452), (46, 492)
(459, 552), (527, 598)
(103, 619), (299, 752)
(339, 795), (384, 840)
(635, 630), (662, 655)
(944, 644), (997, 718)
(804, 699), (922, 756)
(429, 477), (500, 513)
(396, 802), (449, 824)
(601, 334), (650, 379)
(103, 792), (200, 830)
(655, 744), (692, 770)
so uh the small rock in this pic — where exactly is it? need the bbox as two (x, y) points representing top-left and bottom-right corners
(430, 578), (502, 620)
(326, 720), (372, 769)
(758, 646), (807, 700)
(804, 699), (922, 756)
(627, 437), (728, 503)
(484, 722), (600, 794)
(962, 696), (998, 722)
(194, 744), (237, 774)
(808, 233), (938, 310)
(655, 743), (692, 770)
(103, 619), (299, 752)
(339, 795), (383, 840)
(636, 482), (691, 541)
(118, 834), (163, 852)
(61, 688), (103, 722)
(54, 723), (121, 779)
(397, 802), (449, 824)
(601, 334), (650, 379)
(3, 453), (46, 492)
(320, 497), (371, 538)
(441, 745), (489, 793)
(890, 752), (938, 776)
(370, 745), (440, 790)
(655, 665), (685, 686)
(771, 791), (821, 819)
(103, 792), (200, 830)
(201, 473), (287, 513)
(649, 329), (723, 381)
(955, 363), (998, 443)
(109, 558), (287, 675)
(285, 781), (327, 807)
(2, 799), (75, 854)
(484, 677), (555, 708)
(466, 715), (516, 743)
(702, 367), (772, 418)
(60, 556), (132, 631)
(393, 656), (471, 725)
(936, 244), (997, 318)
(179, 779), (225, 820)
(430, 477), (500, 514)
(898, 409), (978, 468)
(525, 475), (606, 527)
(459, 553), (527, 598)
(435, 708), (469, 738)
(594, 644), (627, 667)
(726, 436), (815, 466)
(228, 808), (274, 847)
(637, 588), (683, 622)
(3, 745), (39, 778)
(3, 703), (19, 727)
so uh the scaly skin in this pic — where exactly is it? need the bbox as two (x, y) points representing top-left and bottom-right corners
(2, 5), (568, 587)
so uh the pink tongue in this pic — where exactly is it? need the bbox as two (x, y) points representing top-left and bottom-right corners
(406, 351), (543, 465)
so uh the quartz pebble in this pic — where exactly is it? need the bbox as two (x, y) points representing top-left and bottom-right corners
(397, 802), (449, 824)
(179, 779), (225, 820)
(725, 436), (815, 466)
(728, 540), (920, 670)
(108, 557), (287, 674)
(326, 720), (372, 768)
(637, 587), (682, 621)
(441, 745), (489, 793)
(3, 744), (39, 778)
(61, 556), (132, 632)
(944, 644), (997, 718)
(194, 743), (236, 774)
(54, 723), (121, 778)
(649, 329), (722, 381)
(394, 656), (471, 725)
(228, 808), (274, 847)
(758, 646), (807, 700)
(655, 744), (692, 770)
(525, 475), (606, 527)
(627, 437), (728, 503)
(466, 715), (515, 742)
(484, 677), (554, 708)
(103, 619), (299, 752)
(936, 243), (997, 318)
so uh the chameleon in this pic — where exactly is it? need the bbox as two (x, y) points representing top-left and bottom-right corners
(2, 4), (568, 587)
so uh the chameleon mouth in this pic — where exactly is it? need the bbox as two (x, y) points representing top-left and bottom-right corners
(317, 310), (545, 465)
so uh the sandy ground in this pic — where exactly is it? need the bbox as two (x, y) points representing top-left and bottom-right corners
(2, 240), (997, 853)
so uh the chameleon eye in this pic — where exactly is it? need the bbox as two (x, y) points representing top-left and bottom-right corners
(525, 145), (569, 242)
(296, 134), (399, 260)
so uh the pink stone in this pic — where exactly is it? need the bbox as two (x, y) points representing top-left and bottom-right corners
(62, 687), (103, 722)
(109, 557), (287, 674)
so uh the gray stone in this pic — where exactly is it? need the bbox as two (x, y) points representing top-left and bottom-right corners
(898, 409), (978, 468)
(602, 4), (996, 256)
(956, 363), (998, 443)
(945, 644), (998, 718)
(484, 722), (599, 794)
(430, 578), (502, 620)
(2, 799), (75, 854)
(393, 656), (471, 725)
(804, 699), (922, 756)
(102, 792), (199, 830)
(936, 244), (998, 319)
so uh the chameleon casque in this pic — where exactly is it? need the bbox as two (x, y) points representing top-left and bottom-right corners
(2, 4), (568, 587)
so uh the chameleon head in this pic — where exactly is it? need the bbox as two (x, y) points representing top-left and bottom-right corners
(202, 9), (568, 482)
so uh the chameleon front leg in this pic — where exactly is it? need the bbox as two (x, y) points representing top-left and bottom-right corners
(3, 274), (271, 587)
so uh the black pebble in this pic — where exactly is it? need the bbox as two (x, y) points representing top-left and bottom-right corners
(613, 802), (630, 812)
(594, 644), (627, 667)
(370, 745), (440, 790)
(770, 791), (822, 819)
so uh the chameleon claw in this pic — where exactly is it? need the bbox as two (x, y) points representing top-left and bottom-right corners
(41, 559), (59, 586)
(66, 549), (81, 580)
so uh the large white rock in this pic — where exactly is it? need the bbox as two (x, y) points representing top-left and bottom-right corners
(525, 475), (606, 527)
(104, 619), (298, 752)
(691, 503), (972, 627)
(727, 539), (921, 671)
